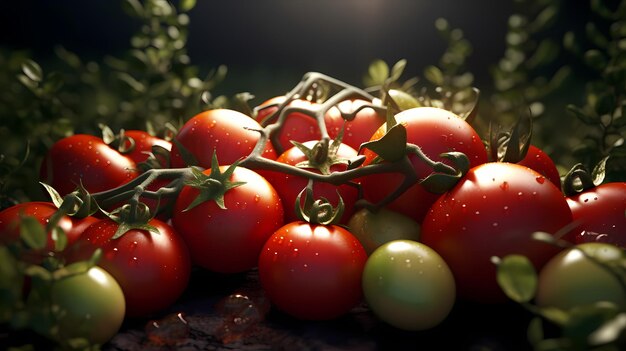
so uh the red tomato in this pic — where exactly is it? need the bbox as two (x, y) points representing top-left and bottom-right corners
(254, 96), (343, 152)
(0, 202), (88, 252)
(170, 109), (277, 168)
(261, 140), (359, 224)
(360, 107), (488, 223)
(517, 145), (561, 189)
(420, 162), (573, 303)
(121, 130), (172, 164)
(335, 99), (385, 150)
(172, 166), (284, 274)
(568, 182), (626, 248)
(258, 222), (367, 320)
(66, 218), (192, 317)
(40, 134), (139, 196)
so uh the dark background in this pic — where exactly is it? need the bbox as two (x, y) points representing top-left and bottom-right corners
(0, 0), (590, 101)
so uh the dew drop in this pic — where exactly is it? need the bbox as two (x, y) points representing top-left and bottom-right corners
(517, 192), (523, 196)
(500, 181), (509, 190)
(535, 176), (545, 184)
(475, 211), (480, 215)
(254, 194), (260, 203)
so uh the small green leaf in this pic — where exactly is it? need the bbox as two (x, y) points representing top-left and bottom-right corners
(527, 317), (544, 346)
(494, 254), (538, 303)
(586, 22), (609, 48)
(359, 123), (407, 162)
(20, 216), (47, 250)
(122, 0), (145, 17)
(24, 265), (52, 282)
(51, 227), (67, 252)
(424, 65), (444, 86)
(21, 59), (43, 82)
(389, 59), (407, 83)
(563, 302), (621, 345)
(566, 104), (599, 125)
(40, 183), (64, 209)
(588, 312), (626, 346)
(529, 5), (558, 33)
(591, 156), (609, 186)
(180, 0), (196, 12)
(584, 49), (608, 71)
(366, 59), (389, 86)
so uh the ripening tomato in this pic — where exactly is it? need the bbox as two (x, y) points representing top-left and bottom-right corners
(66, 218), (192, 317)
(172, 166), (284, 274)
(517, 145), (561, 189)
(360, 107), (488, 223)
(536, 242), (626, 311)
(261, 140), (359, 224)
(420, 162), (573, 303)
(51, 266), (125, 345)
(40, 134), (139, 196)
(347, 208), (421, 255)
(568, 182), (626, 248)
(258, 221), (367, 320)
(169, 109), (277, 168)
(362, 240), (456, 331)
(254, 96), (343, 152)
(121, 130), (172, 164)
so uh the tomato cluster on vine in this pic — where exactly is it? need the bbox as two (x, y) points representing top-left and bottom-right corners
(1, 72), (624, 348)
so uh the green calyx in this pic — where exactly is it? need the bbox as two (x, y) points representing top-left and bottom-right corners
(294, 180), (344, 226)
(562, 156), (609, 196)
(489, 108), (533, 163)
(108, 202), (159, 240)
(292, 130), (350, 175)
(183, 151), (245, 211)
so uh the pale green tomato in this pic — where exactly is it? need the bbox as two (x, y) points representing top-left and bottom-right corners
(536, 242), (626, 311)
(51, 266), (126, 345)
(347, 208), (421, 255)
(362, 240), (456, 331)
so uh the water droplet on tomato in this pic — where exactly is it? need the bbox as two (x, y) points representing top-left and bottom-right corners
(535, 176), (545, 184)
(292, 248), (299, 257)
(517, 192), (523, 196)
(500, 181), (509, 190)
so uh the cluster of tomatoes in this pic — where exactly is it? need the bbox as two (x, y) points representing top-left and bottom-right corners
(1, 74), (625, 346)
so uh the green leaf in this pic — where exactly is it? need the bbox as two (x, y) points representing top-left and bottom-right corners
(566, 104), (599, 125)
(389, 59), (407, 83)
(180, 0), (196, 12)
(527, 39), (559, 69)
(40, 183), (64, 209)
(529, 5), (558, 33)
(117, 72), (146, 92)
(172, 138), (199, 166)
(424, 65), (444, 86)
(588, 312), (626, 346)
(527, 317), (545, 346)
(584, 49), (608, 71)
(20, 216), (47, 250)
(21, 59), (43, 82)
(122, 0), (145, 17)
(24, 265), (52, 282)
(359, 123), (407, 162)
(594, 92), (616, 116)
(563, 302), (621, 345)
(51, 226), (67, 252)
(493, 254), (538, 303)
(366, 59), (389, 86)
(591, 156), (609, 186)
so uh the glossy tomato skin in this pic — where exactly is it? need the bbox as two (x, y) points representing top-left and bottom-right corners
(122, 130), (172, 164)
(172, 166), (284, 274)
(517, 145), (561, 189)
(0, 202), (82, 254)
(170, 109), (277, 168)
(51, 266), (126, 345)
(347, 208), (421, 255)
(362, 240), (456, 331)
(420, 162), (573, 303)
(258, 222), (367, 320)
(254, 96), (343, 152)
(334, 99), (386, 150)
(40, 134), (139, 196)
(261, 140), (359, 224)
(568, 182), (626, 248)
(536, 242), (626, 310)
(66, 218), (191, 317)
(360, 107), (488, 223)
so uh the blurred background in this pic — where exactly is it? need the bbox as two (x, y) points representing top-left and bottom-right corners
(1, 0), (623, 202)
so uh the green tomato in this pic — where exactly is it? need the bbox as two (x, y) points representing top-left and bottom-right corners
(347, 208), (421, 255)
(372, 89), (421, 111)
(362, 240), (456, 331)
(51, 266), (126, 345)
(536, 242), (626, 311)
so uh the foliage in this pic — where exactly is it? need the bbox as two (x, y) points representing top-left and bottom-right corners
(0, 0), (225, 204)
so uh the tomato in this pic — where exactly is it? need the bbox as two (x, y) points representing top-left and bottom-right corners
(260, 140), (358, 224)
(362, 240), (456, 330)
(254, 96), (343, 152)
(258, 221), (367, 320)
(372, 89), (421, 111)
(535, 242), (626, 311)
(66, 218), (191, 317)
(568, 182), (626, 248)
(347, 208), (421, 255)
(334, 99), (386, 150)
(169, 109), (277, 168)
(40, 134), (139, 196)
(172, 166), (284, 274)
(50, 266), (125, 345)
(359, 107), (488, 223)
(517, 145), (561, 189)
(420, 162), (573, 303)
(0, 202), (88, 256)
(121, 130), (172, 164)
